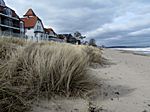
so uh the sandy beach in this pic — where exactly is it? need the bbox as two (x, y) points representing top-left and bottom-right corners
(91, 49), (150, 112)
(32, 49), (150, 112)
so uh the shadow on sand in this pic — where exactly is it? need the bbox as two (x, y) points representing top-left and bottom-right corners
(88, 83), (136, 101)
(86, 81), (136, 112)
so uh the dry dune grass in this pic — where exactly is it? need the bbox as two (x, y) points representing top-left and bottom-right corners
(0, 42), (18, 66)
(0, 41), (17, 61)
(0, 37), (27, 46)
(0, 37), (104, 112)
(79, 45), (106, 65)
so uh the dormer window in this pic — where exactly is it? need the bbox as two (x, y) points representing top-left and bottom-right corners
(3, 8), (12, 17)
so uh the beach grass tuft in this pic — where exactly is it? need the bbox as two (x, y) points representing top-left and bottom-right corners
(0, 37), (104, 112)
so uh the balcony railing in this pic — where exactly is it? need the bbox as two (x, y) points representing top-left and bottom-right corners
(0, 23), (20, 30)
(0, 12), (19, 20)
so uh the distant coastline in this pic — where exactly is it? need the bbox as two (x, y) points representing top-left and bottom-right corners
(105, 46), (150, 55)
(106, 46), (150, 48)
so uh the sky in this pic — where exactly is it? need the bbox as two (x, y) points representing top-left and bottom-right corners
(5, 0), (150, 46)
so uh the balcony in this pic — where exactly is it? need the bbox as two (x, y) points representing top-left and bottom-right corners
(0, 19), (20, 30)
(0, 12), (19, 20)
(0, 24), (20, 30)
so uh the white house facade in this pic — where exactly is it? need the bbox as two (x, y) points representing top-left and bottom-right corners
(21, 9), (57, 42)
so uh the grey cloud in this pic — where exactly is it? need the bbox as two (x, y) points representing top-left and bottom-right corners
(5, 0), (150, 46)
(128, 28), (150, 37)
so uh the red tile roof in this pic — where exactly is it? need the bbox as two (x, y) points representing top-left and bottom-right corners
(21, 9), (46, 29)
(24, 8), (36, 17)
(21, 16), (38, 28)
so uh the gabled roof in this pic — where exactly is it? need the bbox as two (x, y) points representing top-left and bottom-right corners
(44, 28), (53, 33)
(21, 16), (38, 28)
(44, 28), (56, 35)
(24, 8), (36, 17)
(21, 8), (45, 29)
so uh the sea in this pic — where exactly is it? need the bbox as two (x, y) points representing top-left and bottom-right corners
(106, 46), (150, 55)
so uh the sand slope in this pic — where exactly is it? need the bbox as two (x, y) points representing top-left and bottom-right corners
(91, 49), (150, 112)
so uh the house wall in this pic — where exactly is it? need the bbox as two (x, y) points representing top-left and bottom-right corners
(44, 33), (49, 40)
(34, 20), (45, 41)
(34, 20), (44, 33)
(49, 31), (56, 37)
(25, 20), (46, 41)
(25, 28), (34, 40)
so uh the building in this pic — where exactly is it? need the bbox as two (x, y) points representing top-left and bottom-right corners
(21, 9), (45, 41)
(21, 9), (57, 42)
(0, 0), (24, 37)
(58, 34), (77, 44)
(44, 28), (57, 40)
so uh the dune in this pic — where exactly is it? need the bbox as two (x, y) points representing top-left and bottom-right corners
(0, 37), (103, 112)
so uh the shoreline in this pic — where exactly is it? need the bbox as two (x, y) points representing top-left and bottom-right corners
(108, 48), (150, 57)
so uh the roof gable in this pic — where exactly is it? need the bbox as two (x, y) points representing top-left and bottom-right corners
(24, 8), (36, 17)
(21, 16), (38, 28)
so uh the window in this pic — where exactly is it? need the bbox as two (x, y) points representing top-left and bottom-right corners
(4, 18), (13, 26)
(3, 8), (12, 17)
(37, 25), (41, 30)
